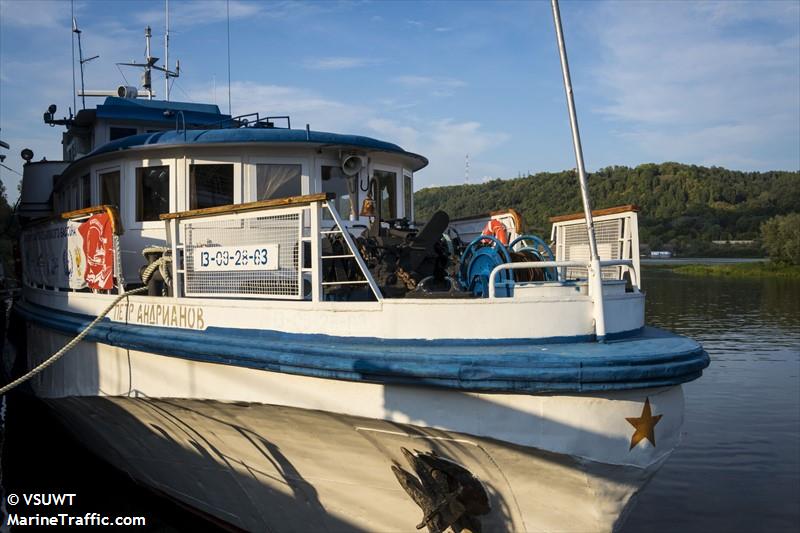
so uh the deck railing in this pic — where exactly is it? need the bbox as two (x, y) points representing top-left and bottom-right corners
(162, 194), (382, 302)
(486, 259), (638, 299)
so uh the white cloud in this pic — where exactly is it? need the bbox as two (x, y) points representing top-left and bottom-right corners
(589, 0), (800, 169)
(0, 0), (72, 29)
(190, 81), (372, 132)
(303, 57), (381, 70)
(366, 116), (509, 188)
(136, 0), (264, 28)
(365, 118), (419, 150)
(394, 75), (466, 88)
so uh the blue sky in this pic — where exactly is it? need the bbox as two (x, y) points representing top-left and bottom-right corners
(1, 0), (798, 201)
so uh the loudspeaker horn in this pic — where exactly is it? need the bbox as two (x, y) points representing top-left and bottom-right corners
(341, 155), (363, 176)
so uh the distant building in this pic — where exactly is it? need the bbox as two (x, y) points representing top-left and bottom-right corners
(711, 240), (755, 245)
(650, 251), (672, 258)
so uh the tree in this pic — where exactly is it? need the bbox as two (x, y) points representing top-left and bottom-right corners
(415, 163), (799, 256)
(761, 213), (800, 265)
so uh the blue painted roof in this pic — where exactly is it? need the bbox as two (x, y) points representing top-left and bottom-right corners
(17, 300), (709, 393)
(83, 126), (429, 170)
(95, 97), (230, 128)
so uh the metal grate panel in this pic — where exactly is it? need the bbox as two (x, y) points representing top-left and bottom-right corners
(182, 211), (302, 298)
(562, 219), (623, 280)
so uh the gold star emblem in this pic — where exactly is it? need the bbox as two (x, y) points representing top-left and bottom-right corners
(626, 397), (662, 450)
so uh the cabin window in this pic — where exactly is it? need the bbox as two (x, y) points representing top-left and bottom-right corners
(71, 184), (79, 211)
(403, 174), (413, 220)
(256, 164), (301, 201)
(109, 127), (137, 141)
(190, 164), (234, 209)
(374, 170), (397, 220)
(100, 170), (120, 210)
(80, 174), (91, 208)
(55, 190), (64, 212)
(321, 165), (356, 219)
(136, 166), (170, 221)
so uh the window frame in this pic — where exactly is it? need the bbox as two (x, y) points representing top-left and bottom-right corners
(79, 173), (91, 209)
(184, 157), (242, 212)
(402, 170), (413, 221)
(95, 164), (122, 213)
(127, 158), (176, 230)
(245, 156), (309, 203)
(108, 125), (139, 142)
(371, 163), (401, 222)
(315, 159), (361, 221)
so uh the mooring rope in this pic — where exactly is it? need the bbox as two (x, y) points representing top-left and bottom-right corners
(141, 246), (172, 288)
(0, 285), (150, 396)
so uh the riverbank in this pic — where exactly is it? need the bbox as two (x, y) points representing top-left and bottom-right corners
(668, 262), (800, 279)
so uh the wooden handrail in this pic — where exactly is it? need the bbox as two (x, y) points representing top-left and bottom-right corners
(160, 193), (335, 221)
(549, 204), (639, 223)
(61, 204), (123, 235)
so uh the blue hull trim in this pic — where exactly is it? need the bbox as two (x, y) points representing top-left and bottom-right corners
(14, 299), (710, 394)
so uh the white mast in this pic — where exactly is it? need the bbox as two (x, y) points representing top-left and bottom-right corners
(550, 0), (607, 341)
(165, 0), (170, 100)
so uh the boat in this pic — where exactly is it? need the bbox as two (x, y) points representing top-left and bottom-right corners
(3, 3), (709, 532)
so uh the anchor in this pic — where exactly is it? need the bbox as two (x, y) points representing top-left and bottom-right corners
(391, 447), (490, 533)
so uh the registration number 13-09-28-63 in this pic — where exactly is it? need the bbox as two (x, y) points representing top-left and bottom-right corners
(193, 244), (279, 271)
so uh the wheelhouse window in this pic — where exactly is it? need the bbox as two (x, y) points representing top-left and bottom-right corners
(100, 170), (120, 210)
(136, 166), (169, 221)
(190, 164), (233, 209)
(321, 165), (357, 219)
(80, 174), (91, 208)
(256, 164), (301, 201)
(109, 127), (137, 141)
(374, 169), (397, 220)
(403, 174), (413, 220)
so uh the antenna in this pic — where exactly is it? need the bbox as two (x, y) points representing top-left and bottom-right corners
(226, 0), (232, 115)
(73, 18), (98, 109)
(70, 0), (77, 113)
(117, 23), (179, 100)
(165, 0), (169, 99)
(465, 154), (470, 184)
(163, 0), (180, 100)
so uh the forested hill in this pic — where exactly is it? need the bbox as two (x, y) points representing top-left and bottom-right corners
(414, 163), (800, 255)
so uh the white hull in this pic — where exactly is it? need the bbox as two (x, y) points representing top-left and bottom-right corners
(46, 396), (664, 532)
(21, 323), (684, 532)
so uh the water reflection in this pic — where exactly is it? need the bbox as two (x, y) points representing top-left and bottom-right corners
(622, 268), (800, 533)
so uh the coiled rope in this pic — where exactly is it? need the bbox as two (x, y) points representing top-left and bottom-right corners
(141, 246), (172, 288)
(0, 258), (163, 396)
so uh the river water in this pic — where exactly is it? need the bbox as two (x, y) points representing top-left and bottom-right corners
(622, 268), (800, 532)
(1, 268), (799, 531)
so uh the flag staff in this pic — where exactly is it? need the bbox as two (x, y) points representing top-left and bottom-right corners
(550, 0), (607, 341)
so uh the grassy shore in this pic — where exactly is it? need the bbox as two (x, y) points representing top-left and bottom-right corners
(671, 262), (800, 279)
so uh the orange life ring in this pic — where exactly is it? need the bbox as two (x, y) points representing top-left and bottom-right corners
(481, 219), (509, 246)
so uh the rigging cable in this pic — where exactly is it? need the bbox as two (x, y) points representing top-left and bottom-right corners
(0, 164), (22, 176)
(116, 63), (130, 87)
